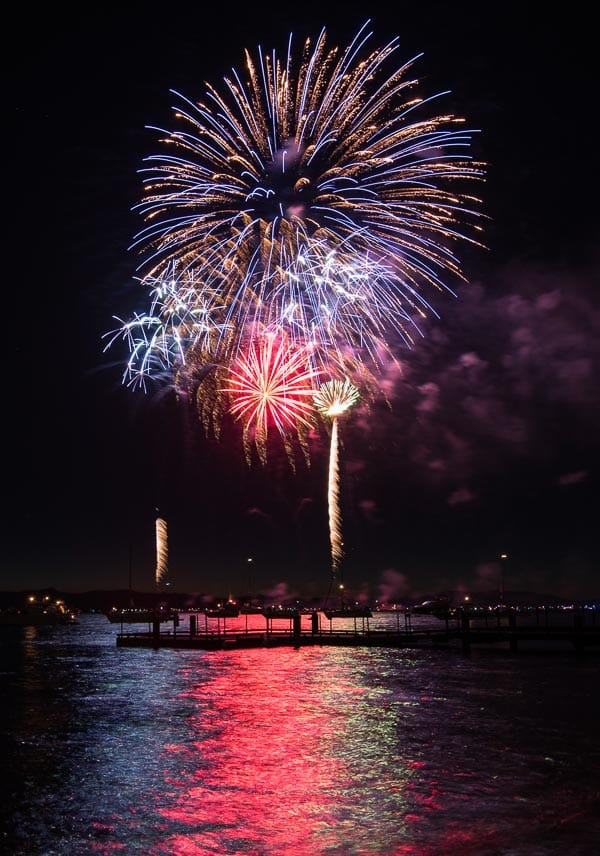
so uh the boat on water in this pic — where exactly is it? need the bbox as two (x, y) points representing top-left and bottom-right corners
(105, 607), (179, 624)
(239, 600), (264, 615)
(323, 606), (373, 620)
(263, 606), (299, 619)
(321, 576), (372, 620)
(203, 603), (240, 618)
(411, 597), (451, 616)
(0, 595), (79, 626)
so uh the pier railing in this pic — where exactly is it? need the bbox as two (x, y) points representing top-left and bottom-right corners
(115, 607), (600, 654)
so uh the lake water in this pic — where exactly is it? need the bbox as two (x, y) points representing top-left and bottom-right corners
(1, 613), (599, 855)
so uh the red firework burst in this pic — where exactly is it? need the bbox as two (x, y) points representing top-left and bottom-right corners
(224, 336), (320, 440)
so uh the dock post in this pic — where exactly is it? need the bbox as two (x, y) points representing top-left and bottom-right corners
(311, 612), (319, 634)
(189, 614), (197, 637)
(152, 620), (161, 649)
(293, 613), (301, 641)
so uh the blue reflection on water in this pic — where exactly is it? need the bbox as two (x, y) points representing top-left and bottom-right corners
(1, 614), (599, 855)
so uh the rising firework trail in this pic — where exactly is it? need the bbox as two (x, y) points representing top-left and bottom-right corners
(313, 379), (360, 579)
(155, 516), (169, 590)
(105, 19), (485, 457)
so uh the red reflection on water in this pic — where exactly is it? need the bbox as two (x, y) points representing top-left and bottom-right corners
(156, 648), (378, 854)
(147, 649), (428, 856)
(143, 623), (508, 855)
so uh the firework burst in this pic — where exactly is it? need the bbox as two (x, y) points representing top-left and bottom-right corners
(313, 378), (361, 420)
(107, 19), (485, 458)
(223, 335), (321, 466)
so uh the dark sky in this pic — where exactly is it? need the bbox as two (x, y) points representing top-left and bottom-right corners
(5, 3), (599, 601)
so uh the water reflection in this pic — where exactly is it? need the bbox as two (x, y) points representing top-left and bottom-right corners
(158, 649), (419, 854)
(2, 616), (599, 855)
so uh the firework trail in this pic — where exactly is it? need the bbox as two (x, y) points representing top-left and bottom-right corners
(313, 379), (360, 578)
(105, 19), (485, 455)
(155, 517), (169, 589)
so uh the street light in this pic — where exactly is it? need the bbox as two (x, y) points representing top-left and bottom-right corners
(247, 558), (253, 608)
(499, 553), (508, 604)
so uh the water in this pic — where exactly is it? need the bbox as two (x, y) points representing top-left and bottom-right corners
(1, 613), (599, 855)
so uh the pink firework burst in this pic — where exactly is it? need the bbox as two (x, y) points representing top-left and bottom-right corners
(224, 336), (321, 464)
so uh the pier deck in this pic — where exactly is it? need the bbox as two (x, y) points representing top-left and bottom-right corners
(116, 613), (600, 654)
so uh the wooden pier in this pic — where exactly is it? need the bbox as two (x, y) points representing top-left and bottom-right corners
(116, 609), (600, 655)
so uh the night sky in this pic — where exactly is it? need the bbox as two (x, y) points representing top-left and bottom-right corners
(5, 3), (599, 602)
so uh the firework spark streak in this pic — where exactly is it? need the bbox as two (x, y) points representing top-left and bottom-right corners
(105, 18), (485, 456)
(155, 517), (169, 589)
(313, 380), (360, 577)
